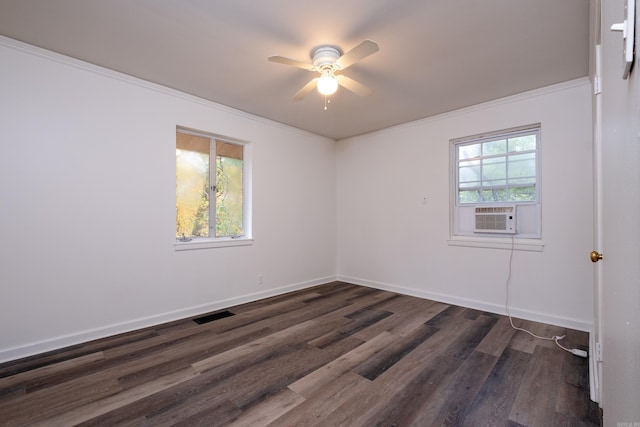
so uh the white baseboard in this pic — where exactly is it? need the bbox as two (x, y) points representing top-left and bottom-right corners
(0, 275), (337, 364)
(338, 275), (593, 332)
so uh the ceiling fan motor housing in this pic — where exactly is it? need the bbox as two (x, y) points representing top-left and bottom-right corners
(311, 46), (342, 70)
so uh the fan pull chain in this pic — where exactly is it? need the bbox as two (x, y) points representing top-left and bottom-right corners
(324, 96), (331, 110)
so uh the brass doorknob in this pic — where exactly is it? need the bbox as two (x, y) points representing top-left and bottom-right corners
(590, 250), (603, 263)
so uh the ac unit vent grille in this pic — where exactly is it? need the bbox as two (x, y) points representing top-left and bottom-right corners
(474, 206), (516, 234)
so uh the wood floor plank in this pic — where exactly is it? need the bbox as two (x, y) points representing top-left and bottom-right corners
(30, 367), (200, 427)
(79, 367), (235, 426)
(131, 291), (359, 380)
(308, 309), (393, 349)
(202, 341), (356, 415)
(0, 282), (600, 426)
(476, 316), (518, 357)
(343, 293), (402, 317)
(108, 324), (274, 390)
(323, 321), (474, 425)
(412, 300), (451, 323)
(101, 316), (234, 359)
(81, 336), (360, 426)
(443, 314), (499, 360)
(353, 323), (439, 380)
(328, 364), (439, 427)
(222, 345), (327, 409)
(33, 317), (267, 393)
(192, 319), (322, 373)
(462, 307), (484, 320)
(160, 398), (240, 427)
(0, 328), (158, 379)
(419, 350), (499, 426)
(462, 347), (531, 426)
(355, 315), (499, 426)
(425, 304), (468, 328)
(507, 319), (567, 354)
(288, 331), (398, 398)
(226, 388), (306, 427)
(301, 287), (405, 331)
(0, 351), (105, 396)
(359, 362), (451, 426)
(212, 291), (325, 333)
(0, 375), (123, 426)
(227, 289), (323, 315)
(385, 312), (437, 337)
(141, 377), (241, 426)
(270, 372), (369, 427)
(555, 348), (601, 425)
(210, 283), (369, 337)
(509, 345), (565, 426)
(352, 298), (448, 341)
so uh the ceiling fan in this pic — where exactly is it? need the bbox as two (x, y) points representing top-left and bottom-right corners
(268, 40), (379, 101)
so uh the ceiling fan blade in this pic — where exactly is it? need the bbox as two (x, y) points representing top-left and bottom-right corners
(336, 75), (373, 96)
(335, 40), (379, 70)
(293, 78), (319, 101)
(268, 55), (316, 71)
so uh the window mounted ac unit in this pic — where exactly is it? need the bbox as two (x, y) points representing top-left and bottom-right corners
(474, 205), (516, 234)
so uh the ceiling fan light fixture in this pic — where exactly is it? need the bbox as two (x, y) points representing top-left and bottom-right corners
(268, 40), (378, 101)
(317, 71), (338, 95)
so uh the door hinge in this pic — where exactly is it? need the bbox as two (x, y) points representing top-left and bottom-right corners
(595, 342), (603, 362)
(594, 75), (602, 95)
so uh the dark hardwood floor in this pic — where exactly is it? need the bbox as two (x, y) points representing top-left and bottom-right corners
(0, 282), (601, 426)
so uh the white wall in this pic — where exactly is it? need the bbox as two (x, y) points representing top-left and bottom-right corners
(0, 38), (337, 363)
(337, 79), (594, 331)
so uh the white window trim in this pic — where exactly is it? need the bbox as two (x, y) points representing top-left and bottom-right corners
(174, 237), (253, 251)
(449, 124), (542, 249)
(175, 126), (252, 251)
(447, 236), (544, 252)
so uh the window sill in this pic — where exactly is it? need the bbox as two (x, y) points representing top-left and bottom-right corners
(447, 236), (544, 252)
(174, 237), (253, 251)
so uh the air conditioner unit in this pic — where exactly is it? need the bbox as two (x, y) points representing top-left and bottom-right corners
(474, 205), (516, 234)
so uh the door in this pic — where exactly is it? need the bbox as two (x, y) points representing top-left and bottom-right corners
(598, 0), (640, 423)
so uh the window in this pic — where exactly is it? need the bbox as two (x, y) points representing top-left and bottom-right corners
(175, 128), (251, 249)
(451, 125), (541, 242)
(457, 127), (539, 204)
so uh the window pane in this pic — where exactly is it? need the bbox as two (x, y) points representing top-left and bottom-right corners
(459, 189), (481, 203)
(459, 183), (480, 189)
(508, 135), (536, 152)
(509, 177), (536, 185)
(482, 157), (506, 181)
(176, 148), (210, 238)
(508, 153), (536, 179)
(482, 139), (506, 156)
(215, 141), (243, 237)
(509, 185), (536, 201)
(482, 188), (507, 201)
(458, 143), (481, 160)
(483, 179), (507, 187)
(459, 163), (480, 183)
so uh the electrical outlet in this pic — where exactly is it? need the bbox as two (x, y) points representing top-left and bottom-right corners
(257, 274), (263, 285)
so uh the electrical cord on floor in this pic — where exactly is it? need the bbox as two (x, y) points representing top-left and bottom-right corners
(505, 236), (588, 358)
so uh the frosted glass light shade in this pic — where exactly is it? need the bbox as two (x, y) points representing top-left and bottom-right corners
(317, 73), (338, 95)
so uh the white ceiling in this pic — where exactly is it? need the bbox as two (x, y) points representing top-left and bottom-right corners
(0, 0), (590, 140)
